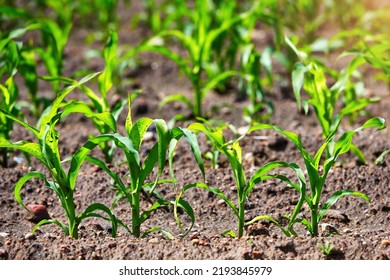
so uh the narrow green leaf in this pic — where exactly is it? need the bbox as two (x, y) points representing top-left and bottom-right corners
(318, 190), (370, 222)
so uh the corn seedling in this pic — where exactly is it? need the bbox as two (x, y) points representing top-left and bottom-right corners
(175, 122), (290, 239)
(248, 117), (386, 236)
(124, 0), (270, 119)
(318, 240), (333, 256)
(70, 95), (205, 238)
(289, 37), (379, 162)
(0, 73), (121, 239)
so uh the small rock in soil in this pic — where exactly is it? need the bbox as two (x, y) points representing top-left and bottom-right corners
(25, 232), (36, 240)
(0, 248), (8, 260)
(0, 232), (9, 238)
(380, 240), (390, 247)
(26, 204), (51, 223)
(148, 238), (159, 244)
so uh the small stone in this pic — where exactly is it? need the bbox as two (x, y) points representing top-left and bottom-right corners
(148, 238), (159, 244)
(143, 131), (155, 142)
(0, 232), (9, 238)
(191, 239), (200, 245)
(24, 233), (36, 240)
(60, 244), (70, 252)
(0, 248), (8, 260)
(343, 228), (352, 234)
(27, 204), (51, 223)
(380, 240), (390, 247)
(217, 199), (225, 206)
(237, 126), (249, 136)
(252, 250), (262, 259)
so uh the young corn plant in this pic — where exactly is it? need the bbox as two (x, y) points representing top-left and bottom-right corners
(247, 116), (386, 237)
(50, 30), (126, 163)
(124, 0), (264, 119)
(70, 95), (205, 238)
(288, 37), (379, 161)
(0, 76), (21, 167)
(174, 122), (290, 239)
(0, 73), (121, 239)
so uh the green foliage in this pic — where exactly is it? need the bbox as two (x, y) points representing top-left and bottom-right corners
(318, 240), (333, 256)
(176, 122), (290, 238)
(126, 1), (274, 119)
(71, 95), (205, 238)
(248, 117), (386, 236)
(289, 38), (380, 161)
(0, 73), (121, 239)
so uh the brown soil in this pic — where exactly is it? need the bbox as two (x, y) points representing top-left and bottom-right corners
(0, 1), (389, 260)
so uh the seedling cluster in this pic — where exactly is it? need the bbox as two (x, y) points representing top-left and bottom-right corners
(0, 1), (388, 243)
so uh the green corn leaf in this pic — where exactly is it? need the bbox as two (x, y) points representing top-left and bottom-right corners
(0, 108), (39, 138)
(292, 63), (308, 111)
(179, 182), (238, 216)
(14, 171), (47, 212)
(130, 118), (153, 151)
(139, 143), (158, 187)
(39, 72), (100, 136)
(70, 134), (140, 191)
(85, 155), (128, 195)
(32, 219), (69, 236)
(245, 215), (291, 237)
(174, 198), (196, 238)
(139, 199), (170, 225)
(201, 70), (238, 100)
(168, 138), (179, 186)
(159, 94), (194, 114)
(172, 127), (205, 180)
(318, 190), (370, 222)
(0, 138), (45, 164)
(78, 203), (119, 237)
(158, 30), (198, 62)
(339, 98), (380, 116)
(61, 101), (117, 132)
(98, 30), (118, 98)
(153, 119), (170, 178)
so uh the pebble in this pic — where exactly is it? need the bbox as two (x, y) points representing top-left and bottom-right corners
(0, 248), (8, 260)
(343, 228), (352, 234)
(0, 232), (9, 238)
(24, 233), (36, 240)
(148, 238), (159, 244)
(252, 250), (262, 259)
(380, 240), (390, 247)
(217, 199), (225, 206)
(143, 131), (155, 142)
(27, 204), (51, 223)
(191, 239), (200, 245)
(237, 126), (249, 136)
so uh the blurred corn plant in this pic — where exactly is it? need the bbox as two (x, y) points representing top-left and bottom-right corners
(124, 0), (275, 120)
(288, 37), (380, 162)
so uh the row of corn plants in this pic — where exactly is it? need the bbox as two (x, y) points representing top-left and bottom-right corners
(0, 1), (389, 239)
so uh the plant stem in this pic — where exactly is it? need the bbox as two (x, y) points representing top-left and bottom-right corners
(238, 193), (245, 238)
(311, 206), (319, 237)
(132, 191), (141, 238)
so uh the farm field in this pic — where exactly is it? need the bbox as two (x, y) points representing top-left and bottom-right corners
(0, 0), (389, 260)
